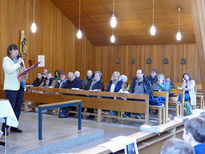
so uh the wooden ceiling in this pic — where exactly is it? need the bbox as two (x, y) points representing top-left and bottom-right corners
(52, 0), (195, 45)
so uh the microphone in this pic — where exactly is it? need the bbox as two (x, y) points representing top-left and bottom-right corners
(17, 55), (23, 67)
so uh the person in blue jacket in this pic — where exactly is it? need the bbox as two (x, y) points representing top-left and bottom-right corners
(152, 74), (170, 92)
(106, 71), (123, 92)
(183, 117), (205, 154)
(106, 71), (123, 116)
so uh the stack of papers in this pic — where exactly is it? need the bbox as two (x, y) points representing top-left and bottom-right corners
(174, 116), (190, 122)
(99, 136), (139, 153)
(192, 109), (205, 116)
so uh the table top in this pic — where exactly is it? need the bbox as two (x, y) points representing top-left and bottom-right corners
(0, 99), (18, 128)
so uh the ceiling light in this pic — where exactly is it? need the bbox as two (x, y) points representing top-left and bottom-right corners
(31, 22), (37, 33)
(31, 0), (37, 33)
(76, 0), (83, 39)
(76, 29), (83, 39)
(176, 8), (182, 41)
(176, 32), (182, 41)
(110, 0), (117, 28)
(150, 24), (156, 36)
(150, 0), (156, 36)
(110, 14), (117, 28)
(110, 34), (116, 43)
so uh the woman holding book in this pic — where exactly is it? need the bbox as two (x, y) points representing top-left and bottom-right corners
(1, 44), (26, 134)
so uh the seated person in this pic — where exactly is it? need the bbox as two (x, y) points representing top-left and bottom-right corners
(120, 74), (129, 90)
(82, 70), (94, 89)
(65, 72), (82, 89)
(74, 71), (80, 79)
(85, 71), (104, 91)
(120, 74), (128, 83)
(181, 73), (196, 106)
(118, 82), (129, 94)
(161, 138), (194, 154)
(130, 69), (152, 96)
(165, 78), (175, 89)
(152, 74), (170, 92)
(56, 73), (67, 89)
(42, 68), (48, 78)
(106, 71), (123, 92)
(129, 69), (152, 118)
(39, 71), (56, 88)
(147, 68), (158, 85)
(54, 69), (62, 82)
(106, 71), (123, 115)
(57, 73), (70, 118)
(84, 71), (104, 119)
(32, 72), (44, 87)
(183, 117), (205, 154)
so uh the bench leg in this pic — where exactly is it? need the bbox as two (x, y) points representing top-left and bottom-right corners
(162, 108), (165, 124)
(158, 109), (161, 125)
(176, 104), (179, 116)
(200, 98), (203, 109)
(97, 109), (102, 122)
(23, 101), (29, 111)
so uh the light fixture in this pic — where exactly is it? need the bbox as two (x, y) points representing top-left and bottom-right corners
(110, 0), (117, 28)
(110, 34), (116, 43)
(76, 29), (83, 39)
(150, 0), (156, 36)
(76, 0), (83, 39)
(31, 0), (37, 33)
(176, 8), (182, 41)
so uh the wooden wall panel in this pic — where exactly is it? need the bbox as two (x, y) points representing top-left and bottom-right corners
(0, 0), (199, 88)
(0, 0), (94, 86)
(93, 44), (200, 83)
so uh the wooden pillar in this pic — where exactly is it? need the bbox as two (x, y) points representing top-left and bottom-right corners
(190, 0), (205, 99)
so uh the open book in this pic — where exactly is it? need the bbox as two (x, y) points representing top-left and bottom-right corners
(18, 62), (40, 78)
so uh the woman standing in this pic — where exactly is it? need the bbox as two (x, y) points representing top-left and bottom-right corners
(2, 44), (26, 134)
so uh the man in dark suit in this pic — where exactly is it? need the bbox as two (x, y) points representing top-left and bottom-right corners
(66, 72), (82, 89)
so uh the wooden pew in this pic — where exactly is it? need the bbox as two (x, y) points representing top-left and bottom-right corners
(0, 87), (170, 124)
(150, 91), (169, 125)
(169, 89), (185, 116)
(24, 87), (151, 124)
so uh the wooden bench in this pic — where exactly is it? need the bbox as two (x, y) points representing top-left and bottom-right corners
(169, 89), (185, 116)
(0, 87), (170, 125)
(24, 87), (150, 124)
(150, 91), (169, 125)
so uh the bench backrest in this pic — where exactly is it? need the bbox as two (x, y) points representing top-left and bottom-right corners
(25, 87), (149, 114)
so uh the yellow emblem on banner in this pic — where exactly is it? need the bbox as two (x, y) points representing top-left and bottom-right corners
(20, 30), (27, 59)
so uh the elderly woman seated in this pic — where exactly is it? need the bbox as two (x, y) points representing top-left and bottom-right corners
(151, 74), (170, 106)
(152, 74), (170, 92)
